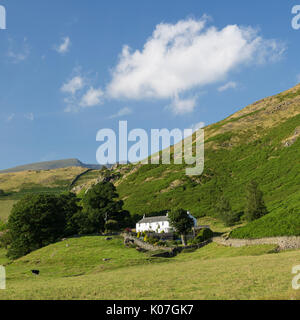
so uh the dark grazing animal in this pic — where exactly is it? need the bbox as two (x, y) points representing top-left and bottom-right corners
(31, 270), (40, 276)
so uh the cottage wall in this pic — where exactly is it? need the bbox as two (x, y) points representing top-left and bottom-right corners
(136, 221), (172, 233)
(136, 213), (198, 234)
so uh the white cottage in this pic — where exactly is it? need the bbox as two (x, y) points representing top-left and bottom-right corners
(136, 212), (198, 234)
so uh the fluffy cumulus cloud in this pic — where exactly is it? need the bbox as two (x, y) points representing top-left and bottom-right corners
(80, 87), (104, 107)
(106, 16), (285, 114)
(55, 37), (71, 54)
(169, 95), (198, 115)
(61, 76), (85, 95)
(61, 72), (104, 112)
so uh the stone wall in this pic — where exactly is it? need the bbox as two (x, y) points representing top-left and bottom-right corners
(122, 233), (211, 255)
(122, 233), (173, 253)
(213, 236), (300, 251)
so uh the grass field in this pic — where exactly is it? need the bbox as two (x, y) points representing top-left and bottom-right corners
(0, 167), (86, 192)
(0, 200), (17, 222)
(0, 235), (299, 300)
(197, 216), (244, 234)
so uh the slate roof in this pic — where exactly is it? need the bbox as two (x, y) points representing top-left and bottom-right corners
(137, 216), (169, 224)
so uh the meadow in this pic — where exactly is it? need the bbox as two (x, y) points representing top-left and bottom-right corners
(0, 167), (86, 193)
(0, 235), (299, 300)
(0, 200), (17, 221)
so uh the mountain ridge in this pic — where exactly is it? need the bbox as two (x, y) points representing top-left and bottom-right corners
(0, 158), (102, 173)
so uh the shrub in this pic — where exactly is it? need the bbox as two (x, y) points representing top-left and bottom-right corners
(105, 220), (119, 233)
(196, 228), (214, 243)
(0, 231), (12, 249)
(215, 196), (241, 227)
(0, 219), (7, 232)
(244, 181), (268, 222)
(157, 240), (167, 247)
(146, 236), (159, 245)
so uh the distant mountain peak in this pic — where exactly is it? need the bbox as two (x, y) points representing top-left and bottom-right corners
(0, 159), (102, 173)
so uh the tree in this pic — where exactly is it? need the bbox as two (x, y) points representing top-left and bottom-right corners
(0, 231), (12, 250)
(58, 192), (82, 237)
(0, 189), (5, 197)
(7, 194), (66, 259)
(168, 208), (194, 246)
(105, 220), (119, 233)
(82, 181), (129, 233)
(216, 196), (240, 227)
(245, 181), (268, 222)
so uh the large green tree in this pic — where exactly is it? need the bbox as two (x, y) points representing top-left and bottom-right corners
(58, 192), (82, 236)
(82, 181), (130, 233)
(245, 181), (268, 222)
(168, 208), (194, 246)
(7, 194), (66, 259)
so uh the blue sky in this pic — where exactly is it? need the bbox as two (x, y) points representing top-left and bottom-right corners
(0, 0), (299, 169)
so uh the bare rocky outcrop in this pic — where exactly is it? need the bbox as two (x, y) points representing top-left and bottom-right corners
(283, 126), (300, 147)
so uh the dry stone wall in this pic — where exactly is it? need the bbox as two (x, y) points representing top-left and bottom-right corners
(213, 236), (300, 251)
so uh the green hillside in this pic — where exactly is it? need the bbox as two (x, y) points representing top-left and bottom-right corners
(1, 84), (299, 238)
(0, 166), (90, 221)
(2, 235), (298, 300)
(107, 84), (300, 238)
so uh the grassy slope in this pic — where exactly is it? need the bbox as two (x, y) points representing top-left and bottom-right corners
(110, 85), (300, 238)
(0, 235), (299, 300)
(0, 167), (86, 193)
(1, 85), (299, 237)
(0, 200), (17, 221)
(116, 113), (300, 219)
(0, 167), (88, 221)
(0, 166), (91, 224)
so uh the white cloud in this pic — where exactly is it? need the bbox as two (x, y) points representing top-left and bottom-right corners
(61, 76), (85, 95)
(80, 87), (104, 107)
(169, 95), (197, 115)
(24, 113), (34, 121)
(6, 113), (15, 122)
(190, 121), (206, 132)
(218, 81), (237, 92)
(109, 107), (132, 119)
(7, 38), (30, 63)
(106, 17), (285, 114)
(61, 69), (105, 112)
(55, 37), (71, 54)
